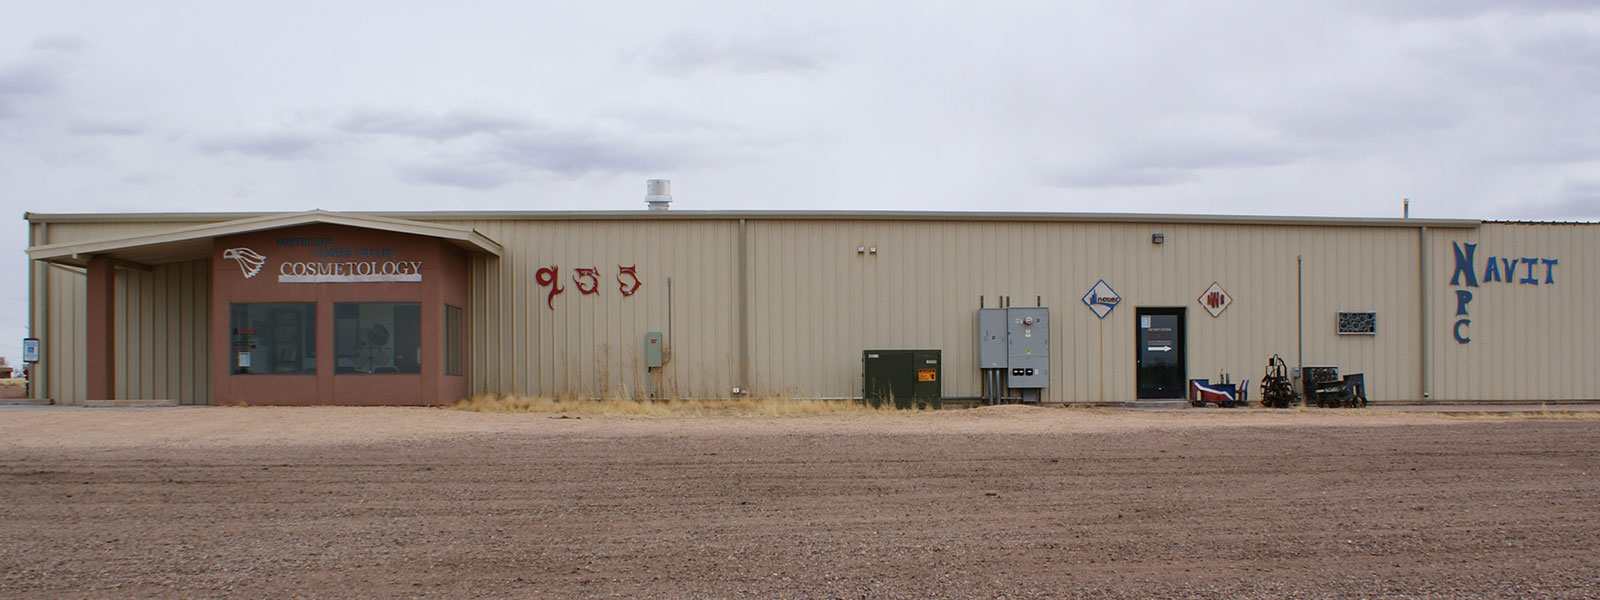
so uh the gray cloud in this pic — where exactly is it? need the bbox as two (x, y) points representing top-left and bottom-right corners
(1517, 29), (1600, 73)
(334, 108), (526, 141)
(1048, 167), (1197, 189)
(395, 159), (515, 190)
(1495, 194), (1600, 222)
(120, 171), (164, 186)
(491, 131), (678, 177)
(1269, 92), (1471, 151)
(376, 110), (741, 188)
(193, 131), (327, 160)
(1534, 181), (1600, 220)
(0, 38), (79, 122)
(30, 35), (86, 54)
(0, 61), (61, 120)
(0, 63), (58, 95)
(1046, 137), (1302, 190)
(1353, 0), (1597, 20)
(642, 31), (826, 76)
(71, 117), (148, 136)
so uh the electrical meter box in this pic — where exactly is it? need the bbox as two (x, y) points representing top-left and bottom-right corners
(645, 331), (664, 368)
(1005, 307), (1049, 388)
(977, 308), (1007, 369)
(863, 349), (941, 409)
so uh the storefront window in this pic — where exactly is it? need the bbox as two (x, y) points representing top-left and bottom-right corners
(445, 304), (463, 376)
(230, 303), (316, 375)
(335, 302), (421, 374)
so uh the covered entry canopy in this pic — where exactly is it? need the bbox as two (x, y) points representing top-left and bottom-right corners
(25, 210), (501, 404)
(26, 209), (503, 267)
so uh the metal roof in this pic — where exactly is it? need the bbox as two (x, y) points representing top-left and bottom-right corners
(26, 209), (503, 267)
(25, 209), (1486, 228)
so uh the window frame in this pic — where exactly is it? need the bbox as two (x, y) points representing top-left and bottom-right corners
(444, 304), (463, 377)
(228, 302), (317, 375)
(333, 301), (423, 375)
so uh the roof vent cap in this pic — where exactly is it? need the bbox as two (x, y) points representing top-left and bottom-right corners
(645, 179), (672, 211)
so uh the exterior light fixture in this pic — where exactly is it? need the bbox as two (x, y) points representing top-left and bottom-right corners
(868, 246), (877, 254)
(857, 246), (866, 254)
(1151, 233), (1165, 245)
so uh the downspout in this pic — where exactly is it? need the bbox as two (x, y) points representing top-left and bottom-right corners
(1296, 254), (1303, 399)
(665, 276), (673, 365)
(1418, 226), (1430, 399)
(737, 218), (749, 396)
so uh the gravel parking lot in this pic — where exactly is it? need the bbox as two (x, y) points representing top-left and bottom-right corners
(2, 405), (1597, 599)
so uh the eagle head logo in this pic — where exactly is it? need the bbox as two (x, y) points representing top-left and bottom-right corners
(222, 247), (267, 279)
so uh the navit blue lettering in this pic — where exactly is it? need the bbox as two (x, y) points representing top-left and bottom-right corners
(1520, 258), (1540, 284)
(1444, 240), (1562, 345)
(1450, 242), (1478, 287)
(1483, 257), (1501, 283)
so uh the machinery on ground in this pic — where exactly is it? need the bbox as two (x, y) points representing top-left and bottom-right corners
(1302, 365), (1368, 408)
(1259, 355), (1297, 408)
(1189, 372), (1247, 408)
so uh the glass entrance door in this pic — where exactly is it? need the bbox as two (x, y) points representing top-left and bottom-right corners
(1136, 308), (1186, 399)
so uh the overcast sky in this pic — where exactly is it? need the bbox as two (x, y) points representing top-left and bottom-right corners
(3, 1), (1599, 363)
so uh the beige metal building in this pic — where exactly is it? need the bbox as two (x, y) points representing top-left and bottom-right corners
(23, 208), (1600, 406)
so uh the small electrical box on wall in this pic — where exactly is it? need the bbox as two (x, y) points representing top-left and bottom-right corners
(1005, 307), (1050, 389)
(976, 305), (1050, 404)
(645, 331), (664, 368)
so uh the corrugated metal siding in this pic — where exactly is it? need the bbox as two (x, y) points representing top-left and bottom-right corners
(37, 263), (88, 404)
(30, 213), (1598, 404)
(1429, 223), (1599, 401)
(744, 221), (1428, 402)
(31, 220), (220, 405)
(464, 219), (740, 399)
(112, 260), (211, 404)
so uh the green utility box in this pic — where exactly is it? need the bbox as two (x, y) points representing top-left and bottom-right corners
(863, 349), (942, 409)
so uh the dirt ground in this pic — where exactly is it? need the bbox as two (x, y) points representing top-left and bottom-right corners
(1, 406), (1597, 599)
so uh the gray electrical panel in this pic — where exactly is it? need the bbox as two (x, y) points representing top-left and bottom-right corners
(1005, 307), (1049, 388)
(977, 309), (1007, 369)
(645, 331), (664, 368)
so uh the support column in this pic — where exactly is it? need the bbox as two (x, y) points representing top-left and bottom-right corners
(86, 255), (116, 400)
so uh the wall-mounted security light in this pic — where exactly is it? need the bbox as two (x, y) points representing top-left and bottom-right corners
(1151, 233), (1165, 245)
(868, 246), (877, 254)
(857, 246), (866, 254)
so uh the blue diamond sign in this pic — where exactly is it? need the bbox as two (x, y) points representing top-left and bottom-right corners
(1081, 279), (1121, 319)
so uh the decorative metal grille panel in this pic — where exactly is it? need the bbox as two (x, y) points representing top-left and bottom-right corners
(1337, 312), (1377, 335)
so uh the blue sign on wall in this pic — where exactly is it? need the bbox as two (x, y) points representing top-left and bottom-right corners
(1447, 242), (1559, 344)
(1081, 280), (1121, 319)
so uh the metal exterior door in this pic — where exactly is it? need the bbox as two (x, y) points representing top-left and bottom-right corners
(1136, 308), (1186, 399)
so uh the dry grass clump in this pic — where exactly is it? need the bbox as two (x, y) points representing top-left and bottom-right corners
(1430, 406), (1600, 421)
(448, 393), (909, 418)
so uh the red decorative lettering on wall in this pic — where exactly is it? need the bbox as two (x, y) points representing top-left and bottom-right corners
(617, 265), (641, 296)
(529, 264), (642, 309)
(535, 266), (564, 309)
(573, 267), (600, 295)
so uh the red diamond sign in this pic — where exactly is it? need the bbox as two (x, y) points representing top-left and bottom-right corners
(1198, 282), (1232, 318)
